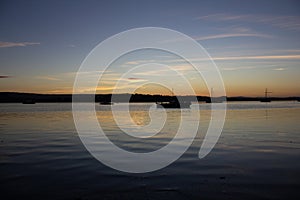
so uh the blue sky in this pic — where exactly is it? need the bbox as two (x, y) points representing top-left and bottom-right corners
(0, 0), (300, 96)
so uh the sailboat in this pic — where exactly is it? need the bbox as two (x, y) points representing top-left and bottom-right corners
(156, 89), (191, 109)
(260, 88), (272, 102)
(156, 99), (191, 108)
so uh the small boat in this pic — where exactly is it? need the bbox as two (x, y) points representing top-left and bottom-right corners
(156, 100), (191, 109)
(260, 88), (272, 102)
(22, 99), (36, 104)
(100, 101), (114, 105)
(156, 88), (191, 109)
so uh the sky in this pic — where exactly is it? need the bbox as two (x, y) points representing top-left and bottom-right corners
(0, 0), (300, 97)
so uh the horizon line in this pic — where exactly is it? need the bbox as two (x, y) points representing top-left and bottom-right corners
(1, 91), (300, 98)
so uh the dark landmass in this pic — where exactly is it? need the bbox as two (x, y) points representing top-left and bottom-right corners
(0, 92), (299, 103)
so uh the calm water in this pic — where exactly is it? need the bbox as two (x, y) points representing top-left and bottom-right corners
(0, 102), (300, 199)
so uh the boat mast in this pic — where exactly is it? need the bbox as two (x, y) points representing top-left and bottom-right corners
(264, 88), (272, 98)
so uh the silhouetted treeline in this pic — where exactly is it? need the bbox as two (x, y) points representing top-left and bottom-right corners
(0, 92), (299, 103)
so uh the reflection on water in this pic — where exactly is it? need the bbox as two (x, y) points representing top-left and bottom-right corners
(96, 104), (189, 153)
(0, 102), (300, 199)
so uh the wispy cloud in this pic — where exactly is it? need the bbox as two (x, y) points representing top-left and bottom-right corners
(35, 76), (60, 81)
(161, 26), (272, 43)
(43, 87), (73, 94)
(168, 54), (300, 62)
(221, 66), (258, 71)
(0, 75), (12, 78)
(197, 14), (300, 31)
(195, 33), (272, 41)
(220, 64), (286, 71)
(131, 65), (193, 76)
(125, 61), (139, 65)
(0, 41), (40, 48)
(133, 70), (166, 76)
(212, 55), (300, 61)
(272, 49), (300, 53)
(127, 77), (141, 80)
(127, 77), (147, 82)
(122, 60), (157, 67)
(273, 68), (286, 71)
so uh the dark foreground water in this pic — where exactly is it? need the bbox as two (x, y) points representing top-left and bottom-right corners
(0, 102), (300, 199)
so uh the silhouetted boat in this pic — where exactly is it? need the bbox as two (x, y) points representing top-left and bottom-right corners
(260, 88), (272, 102)
(156, 88), (191, 109)
(156, 100), (191, 109)
(22, 99), (36, 104)
(100, 101), (114, 105)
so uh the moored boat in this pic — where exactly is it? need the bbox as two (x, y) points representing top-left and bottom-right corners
(156, 100), (191, 109)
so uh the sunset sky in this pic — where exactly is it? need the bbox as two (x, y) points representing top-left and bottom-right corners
(0, 0), (300, 97)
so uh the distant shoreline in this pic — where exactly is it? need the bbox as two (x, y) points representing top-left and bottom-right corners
(0, 92), (299, 103)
